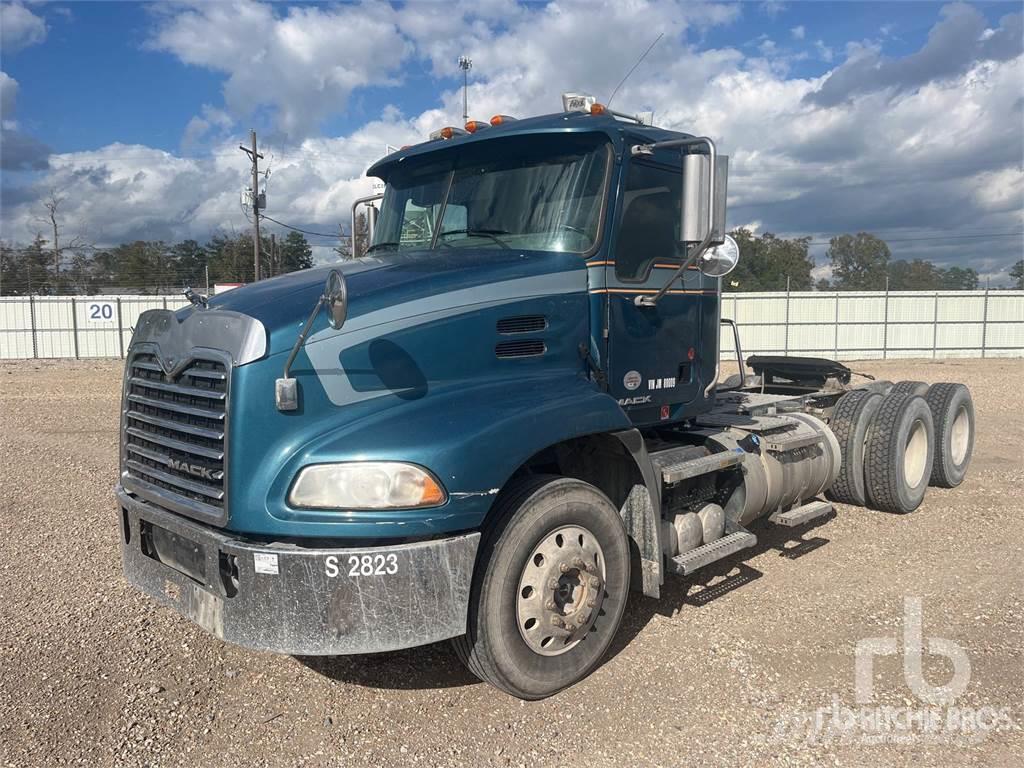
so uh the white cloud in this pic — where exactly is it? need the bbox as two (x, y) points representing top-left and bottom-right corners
(147, 1), (412, 140)
(0, 70), (51, 171)
(0, 2), (47, 54)
(2, 0), (1022, 276)
(0, 71), (17, 122)
(791, 25), (806, 40)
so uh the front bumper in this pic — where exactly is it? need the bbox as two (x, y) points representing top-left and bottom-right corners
(116, 486), (480, 655)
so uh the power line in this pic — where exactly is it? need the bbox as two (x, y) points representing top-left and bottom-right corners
(260, 215), (344, 239)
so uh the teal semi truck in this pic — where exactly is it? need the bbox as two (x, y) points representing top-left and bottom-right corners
(116, 95), (975, 699)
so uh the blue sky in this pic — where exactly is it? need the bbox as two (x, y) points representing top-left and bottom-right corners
(5, 1), (1013, 152)
(1, 1), (1021, 280)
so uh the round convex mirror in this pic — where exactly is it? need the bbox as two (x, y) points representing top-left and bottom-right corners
(699, 234), (740, 278)
(325, 269), (348, 330)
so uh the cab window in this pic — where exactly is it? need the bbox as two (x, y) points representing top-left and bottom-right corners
(614, 162), (682, 281)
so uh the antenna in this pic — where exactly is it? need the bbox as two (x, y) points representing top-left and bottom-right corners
(606, 32), (664, 108)
(458, 55), (473, 122)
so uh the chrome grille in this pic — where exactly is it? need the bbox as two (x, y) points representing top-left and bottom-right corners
(122, 351), (229, 524)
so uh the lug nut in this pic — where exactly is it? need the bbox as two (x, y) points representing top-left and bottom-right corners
(587, 599), (596, 608)
(589, 577), (600, 588)
(545, 599), (556, 611)
(565, 623), (576, 632)
(548, 578), (559, 590)
(559, 562), (571, 574)
(550, 615), (563, 627)
(572, 557), (586, 568)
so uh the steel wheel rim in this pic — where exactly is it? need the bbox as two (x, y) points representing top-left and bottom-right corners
(516, 525), (606, 656)
(950, 405), (970, 465)
(904, 419), (929, 489)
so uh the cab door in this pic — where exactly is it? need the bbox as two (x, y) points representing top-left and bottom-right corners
(605, 156), (718, 426)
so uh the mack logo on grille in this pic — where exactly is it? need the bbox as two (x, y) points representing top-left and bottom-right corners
(167, 457), (222, 481)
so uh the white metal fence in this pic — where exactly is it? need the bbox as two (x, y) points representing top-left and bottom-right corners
(1, 290), (1022, 361)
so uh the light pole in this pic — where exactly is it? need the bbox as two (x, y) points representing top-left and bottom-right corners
(458, 55), (472, 122)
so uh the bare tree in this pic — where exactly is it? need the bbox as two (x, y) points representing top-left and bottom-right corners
(333, 222), (353, 260)
(36, 189), (89, 274)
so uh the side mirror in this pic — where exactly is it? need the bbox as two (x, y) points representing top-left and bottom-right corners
(276, 269), (349, 411)
(325, 269), (348, 330)
(681, 153), (729, 245)
(699, 234), (740, 277)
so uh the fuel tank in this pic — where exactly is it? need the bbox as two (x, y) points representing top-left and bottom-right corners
(708, 413), (841, 527)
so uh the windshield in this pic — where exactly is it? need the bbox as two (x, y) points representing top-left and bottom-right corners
(370, 134), (610, 254)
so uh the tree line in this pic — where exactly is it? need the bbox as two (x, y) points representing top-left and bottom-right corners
(725, 229), (1008, 292)
(0, 230), (315, 296)
(1, 223), (1018, 296)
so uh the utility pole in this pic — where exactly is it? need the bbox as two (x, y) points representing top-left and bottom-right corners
(270, 233), (276, 278)
(239, 130), (264, 282)
(458, 55), (472, 122)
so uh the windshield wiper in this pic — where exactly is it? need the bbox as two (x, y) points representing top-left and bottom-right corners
(438, 229), (510, 248)
(365, 241), (400, 254)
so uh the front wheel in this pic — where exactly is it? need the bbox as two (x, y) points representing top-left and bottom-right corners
(452, 476), (630, 699)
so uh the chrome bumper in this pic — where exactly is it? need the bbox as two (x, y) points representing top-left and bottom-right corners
(116, 486), (480, 655)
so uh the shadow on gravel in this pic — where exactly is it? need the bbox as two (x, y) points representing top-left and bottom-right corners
(604, 512), (836, 663)
(298, 514), (837, 691)
(294, 641), (479, 690)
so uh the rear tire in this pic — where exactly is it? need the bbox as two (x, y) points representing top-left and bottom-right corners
(452, 476), (630, 699)
(826, 389), (883, 507)
(925, 383), (974, 488)
(890, 380), (929, 397)
(864, 393), (935, 513)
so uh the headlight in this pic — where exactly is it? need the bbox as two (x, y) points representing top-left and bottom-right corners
(288, 462), (447, 510)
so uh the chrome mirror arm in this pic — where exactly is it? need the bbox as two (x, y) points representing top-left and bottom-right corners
(631, 137), (717, 308)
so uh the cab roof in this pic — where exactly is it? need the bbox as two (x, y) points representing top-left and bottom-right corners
(366, 110), (693, 180)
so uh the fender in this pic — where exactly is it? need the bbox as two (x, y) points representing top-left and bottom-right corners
(231, 366), (635, 538)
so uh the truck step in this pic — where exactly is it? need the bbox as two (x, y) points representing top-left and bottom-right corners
(695, 413), (796, 432)
(762, 430), (825, 452)
(651, 447), (744, 485)
(667, 529), (758, 576)
(769, 500), (833, 527)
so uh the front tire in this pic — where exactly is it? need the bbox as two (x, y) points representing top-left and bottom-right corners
(452, 476), (630, 699)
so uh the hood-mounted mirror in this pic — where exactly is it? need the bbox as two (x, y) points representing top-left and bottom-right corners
(325, 269), (348, 330)
(276, 269), (350, 411)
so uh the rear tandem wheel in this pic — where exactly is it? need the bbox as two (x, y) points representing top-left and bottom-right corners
(863, 392), (935, 514)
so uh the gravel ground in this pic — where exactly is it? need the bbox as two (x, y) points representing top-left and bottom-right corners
(1, 357), (1022, 768)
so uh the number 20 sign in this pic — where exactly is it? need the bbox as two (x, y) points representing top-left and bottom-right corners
(85, 301), (116, 324)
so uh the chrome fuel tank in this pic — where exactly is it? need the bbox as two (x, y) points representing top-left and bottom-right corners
(708, 413), (841, 527)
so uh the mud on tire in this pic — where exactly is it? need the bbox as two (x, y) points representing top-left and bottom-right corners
(826, 389), (883, 507)
(864, 393), (935, 514)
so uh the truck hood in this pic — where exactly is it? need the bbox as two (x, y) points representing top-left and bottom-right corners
(201, 249), (587, 359)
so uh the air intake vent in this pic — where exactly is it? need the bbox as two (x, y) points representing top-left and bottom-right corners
(497, 315), (547, 334)
(495, 339), (546, 359)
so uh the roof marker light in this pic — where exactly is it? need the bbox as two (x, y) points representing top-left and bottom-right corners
(590, 103), (607, 115)
(489, 114), (516, 126)
(429, 126), (468, 141)
(464, 120), (490, 134)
